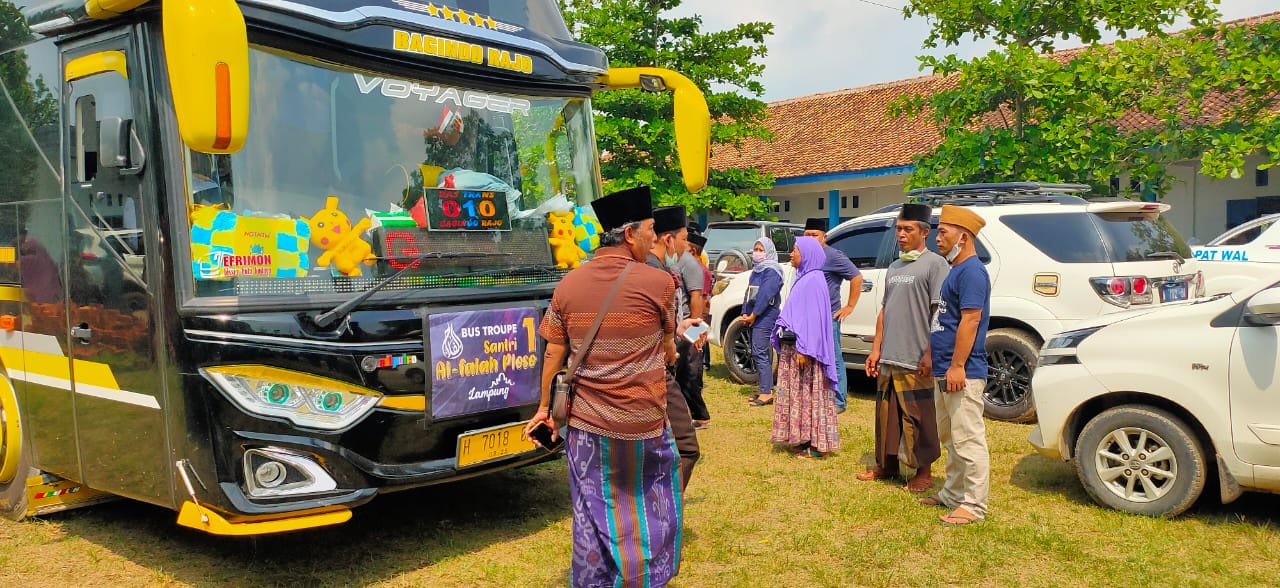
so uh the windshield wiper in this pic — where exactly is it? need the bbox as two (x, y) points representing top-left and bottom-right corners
(312, 251), (511, 329)
(1147, 251), (1186, 265)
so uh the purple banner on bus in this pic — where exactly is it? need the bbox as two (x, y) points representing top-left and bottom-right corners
(428, 307), (541, 419)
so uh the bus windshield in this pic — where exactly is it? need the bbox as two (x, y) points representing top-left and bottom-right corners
(183, 47), (603, 299)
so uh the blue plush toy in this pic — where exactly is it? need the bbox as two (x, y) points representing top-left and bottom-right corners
(571, 205), (602, 253)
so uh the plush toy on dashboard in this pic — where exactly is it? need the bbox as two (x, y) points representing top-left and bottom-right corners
(571, 205), (602, 253)
(302, 196), (376, 277)
(547, 210), (586, 269)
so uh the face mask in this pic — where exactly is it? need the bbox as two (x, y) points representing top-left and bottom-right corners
(752, 250), (767, 263)
(944, 236), (965, 263)
(898, 250), (922, 262)
(665, 253), (680, 267)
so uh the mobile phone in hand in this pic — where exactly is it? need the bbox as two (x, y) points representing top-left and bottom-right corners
(530, 422), (564, 452)
(682, 321), (709, 343)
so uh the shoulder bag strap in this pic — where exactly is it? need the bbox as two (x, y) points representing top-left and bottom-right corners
(564, 262), (635, 383)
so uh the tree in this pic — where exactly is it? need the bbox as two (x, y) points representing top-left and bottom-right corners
(0, 2), (58, 209)
(892, 0), (1280, 196)
(561, 0), (777, 219)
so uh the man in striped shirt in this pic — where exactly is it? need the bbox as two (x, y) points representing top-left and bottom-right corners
(527, 186), (683, 588)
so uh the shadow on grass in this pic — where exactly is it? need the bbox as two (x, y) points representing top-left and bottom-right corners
(40, 460), (573, 586)
(1010, 453), (1280, 527)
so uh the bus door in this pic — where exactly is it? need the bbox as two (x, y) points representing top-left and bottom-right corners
(60, 34), (169, 503)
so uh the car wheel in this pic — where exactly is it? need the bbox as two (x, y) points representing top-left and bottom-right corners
(982, 328), (1040, 423)
(1074, 406), (1206, 517)
(0, 374), (30, 521)
(722, 317), (759, 385)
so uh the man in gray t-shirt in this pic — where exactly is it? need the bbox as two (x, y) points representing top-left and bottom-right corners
(673, 250), (706, 317)
(859, 203), (950, 494)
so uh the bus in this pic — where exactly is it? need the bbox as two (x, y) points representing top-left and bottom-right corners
(0, 0), (709, 535)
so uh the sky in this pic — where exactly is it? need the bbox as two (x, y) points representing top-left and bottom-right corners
(672, 0), (1279, 103)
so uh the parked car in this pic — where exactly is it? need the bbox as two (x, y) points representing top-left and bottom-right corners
(704, 220), (803, 277)
(1029, 278), (1280, 516)
(709, 183), (1205, 423)
(1192, 213), (1280, 294)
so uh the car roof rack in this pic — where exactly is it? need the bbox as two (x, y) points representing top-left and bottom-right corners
(908, 182), (1090, 203)
(866, 183), (1093, 216)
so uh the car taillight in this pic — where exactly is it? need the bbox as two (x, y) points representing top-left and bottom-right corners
(1090, 276), (1154, 308)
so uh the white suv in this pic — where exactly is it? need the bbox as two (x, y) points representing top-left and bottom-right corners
(1030, 279), (1280, 516)
(710, 183), (1204, 423)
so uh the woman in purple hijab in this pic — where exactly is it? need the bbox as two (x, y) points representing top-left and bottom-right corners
(770, 236), (841, 457)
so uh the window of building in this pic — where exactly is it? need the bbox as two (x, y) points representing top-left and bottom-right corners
(817, 197), (824, 210)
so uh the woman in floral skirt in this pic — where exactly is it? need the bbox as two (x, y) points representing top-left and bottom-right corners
(770, 236), (841, 458)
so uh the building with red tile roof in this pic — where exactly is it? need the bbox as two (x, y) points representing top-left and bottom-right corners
(709, 11), (1280, 242)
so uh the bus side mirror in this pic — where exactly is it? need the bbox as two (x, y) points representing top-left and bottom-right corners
(600, 67), (711, 193)
(163, 0), (250, 154)
(99, 117), (147, 175)
(99, 117), (130, 168)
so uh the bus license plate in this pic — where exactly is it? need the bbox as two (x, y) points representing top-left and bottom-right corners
(456, 421), (536, 468)
(1160, 282), (1188, 303)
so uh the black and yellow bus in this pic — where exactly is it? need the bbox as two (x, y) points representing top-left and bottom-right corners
(0, 0), (708, 535)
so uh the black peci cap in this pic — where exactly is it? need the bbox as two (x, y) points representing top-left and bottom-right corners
(653, 205), (688, 235)
(687, 233), (707, 248)
(899, 202), (932, 224)
(804, 217), (828, 232)
(591, 186), (654, 232)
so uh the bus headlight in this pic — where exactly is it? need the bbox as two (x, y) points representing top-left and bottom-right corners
(202, 365), (382, 431)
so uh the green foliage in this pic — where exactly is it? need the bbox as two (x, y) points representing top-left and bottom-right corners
(561, 0), (777, 219)
(0, 2), (58, 209)
(895, 0), (1280, 197)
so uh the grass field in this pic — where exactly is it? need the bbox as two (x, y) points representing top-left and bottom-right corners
(1, 357), (1277, 587)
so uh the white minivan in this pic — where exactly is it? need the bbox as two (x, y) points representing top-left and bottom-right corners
(710, 183), (1204, 423)
(1030, 278), (1280, 516)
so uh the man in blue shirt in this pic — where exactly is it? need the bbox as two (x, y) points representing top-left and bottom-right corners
(925, 205), (991, 526)
(804, 218), (863, 413)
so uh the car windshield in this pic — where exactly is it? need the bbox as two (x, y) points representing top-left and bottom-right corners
(182, 47), (602, 298)
(1207, 217), (1277, 247)
(704, 227), (762, 253)
(1092, 213), (1192, 262)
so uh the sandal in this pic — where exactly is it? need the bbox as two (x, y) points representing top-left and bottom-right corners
(855, 467), (895, 481)
(748, 395), (774, 407)
(940, 507), (982, 526)
(905, 475), (934, 493)
(918, 495), (946, 507)
(793, 448), (826, 459)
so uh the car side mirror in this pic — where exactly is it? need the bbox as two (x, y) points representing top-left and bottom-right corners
(1244, 287), (1280, 326)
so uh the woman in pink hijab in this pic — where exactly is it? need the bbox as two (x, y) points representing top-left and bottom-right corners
(770, 236), (841, 458)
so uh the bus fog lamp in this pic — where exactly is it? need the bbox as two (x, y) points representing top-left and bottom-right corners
(254, 460), (287, 488)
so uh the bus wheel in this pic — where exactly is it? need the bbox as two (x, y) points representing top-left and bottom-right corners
(0, 374), (30, 521)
